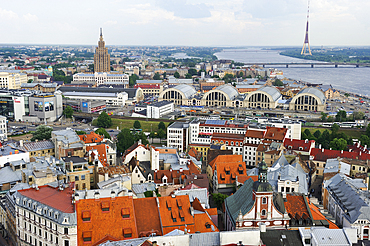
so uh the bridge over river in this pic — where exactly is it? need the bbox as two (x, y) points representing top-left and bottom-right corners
(241, 62), (370, 68)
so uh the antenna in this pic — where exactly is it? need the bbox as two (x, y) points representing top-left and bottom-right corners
(100, 28), (102, 37)
(301, 0), (312, 55)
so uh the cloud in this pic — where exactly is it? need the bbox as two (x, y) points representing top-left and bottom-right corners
(23, 13), (38, 22)
(0, 8), (18, 20)
(155, 0), (212, 18)
(104, 20), (117, 26)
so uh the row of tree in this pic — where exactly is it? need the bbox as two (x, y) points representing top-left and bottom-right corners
(321, 111), (365, 123)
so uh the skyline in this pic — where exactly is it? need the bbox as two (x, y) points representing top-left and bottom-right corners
(0, 0), (369, 46)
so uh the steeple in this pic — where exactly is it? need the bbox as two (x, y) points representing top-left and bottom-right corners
(253, 153), (273, 192)
(94, 28), (110, 73)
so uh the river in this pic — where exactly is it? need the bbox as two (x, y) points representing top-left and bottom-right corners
(214, 48), (370, 96)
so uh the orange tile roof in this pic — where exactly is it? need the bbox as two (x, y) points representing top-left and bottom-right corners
(213, 155), (246, 185)
(245, 129), (265, 139)
(153, 161), (201, 185)
(86, 144), (108, 167)
(194, 212), (219, 233)
(157, 195), (195, 235)
(306, 198), (339, 229)
(133, 197), (162, 237)
(19, 185), (74, 213)
(76, 196), (137, 246)
(79, 131), (104, 144)
(208, 155), (243, 171)
(284, 194), (310, 220)
(237, 175), (258, 184)
(264, 126), (288, 141)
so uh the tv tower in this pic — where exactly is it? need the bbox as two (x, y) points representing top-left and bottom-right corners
(301, 0), (312, 55)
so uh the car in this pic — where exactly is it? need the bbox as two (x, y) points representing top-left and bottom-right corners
(73, 124), (77, 127)
(108, 130), (115, 132)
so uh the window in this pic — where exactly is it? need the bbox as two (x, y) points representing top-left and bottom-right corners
(353, 166), (355, 170)
(121, 208), (130, 219)
(261, 209), (266, 216)
(123, 228), (132, 238)
(81, 175), (85, 180)
(75, 176), (79, 181)
(64, 240), (69, 246)
(262, 197), (267, 204)
(304, 238), (311, 244)
(56, 237), (58, 244)
(286, 187), (290, 193)
(364, 229), (369, 236)
(101, 202), (110, 212)
(205, 222), (211, 229)
(291, 188), (294, 192)
(83, 231), (92, 242)
(64, 228), (68, 235)
(82, 211), (91, 222)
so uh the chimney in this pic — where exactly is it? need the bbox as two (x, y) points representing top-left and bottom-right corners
(70, 161), (73, 172)
(330, 148), (332, 150)
(305, 139), (308, 143)
(138, 139), (142, 145)
(194, 175), (197, 180)
(322, 148), (324, 153)
(319, 144), (322, 149)
(105, 173), (109, 181)
(94, 192), (100, 200)
(349, 149), (352, 152)
(180, 168), (183, 173)
(341, 150), (343, 154)
(19, 140), (24, 147)
(152, 242), (157, 246)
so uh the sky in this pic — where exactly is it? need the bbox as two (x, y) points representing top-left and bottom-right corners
(0, 0), (369, 47)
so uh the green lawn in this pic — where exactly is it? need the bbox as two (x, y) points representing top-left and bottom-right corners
(93, 118), (171, 132)
(302, 127), (364, 139)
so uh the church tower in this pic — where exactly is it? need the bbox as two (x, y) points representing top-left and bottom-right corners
(94, 28), (110, 72)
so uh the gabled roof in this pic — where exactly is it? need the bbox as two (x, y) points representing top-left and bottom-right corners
(284, 194), (311, 221)
(224, 178), (255, 225)
(283, 138), (315, 153)
(310, 148), (370, 162)
(245, 129), (265, 139)
(133, 197), (162, 237)
(86, 144), (108, 167)
(264, 126), (287, 141)
(215, 158), (246, 185)
(79, 131), (104, 144)
(18, 140), (54, 152)
(208, 155), (243, 171)
(157, 195), (195, 235)
(305, 198), (338, 229)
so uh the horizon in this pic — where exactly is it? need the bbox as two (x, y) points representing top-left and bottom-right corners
(1, 0), (369, 46)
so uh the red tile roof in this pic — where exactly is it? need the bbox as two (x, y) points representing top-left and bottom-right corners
(133, 197), (162, 237)
(19, 185), (74, 213)
(264, 126), (288, 141)
(310, 148), (370, 162)
(79, 131), (104, 144)
(76, 196), (137, 246)
(284, 138), (315, 153)
(188, 147), (202, 161)
(245, 129), (265, 139)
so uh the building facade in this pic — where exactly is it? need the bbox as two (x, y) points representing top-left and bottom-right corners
(94, 28), (110, 73)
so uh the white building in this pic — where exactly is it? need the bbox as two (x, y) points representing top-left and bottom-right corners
(147, 101), (174, 119)
(167, 122), (190, 152)
(5, 184), (77, 246)
(299, 227), (356, 246)
(73, 72), (129, 87)
(62, 91), (128, 106)
(0, 115), (7, 141)
(0, 144), (30, 167)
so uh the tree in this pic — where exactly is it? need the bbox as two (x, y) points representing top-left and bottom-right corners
(344, 93), (350, 97)
(223, 73), (235, 84)
(185, 73), (192, 79)
(303, 129), (313, 139)
(174, 71), (180, 78)
(133, 120), (141, 129)
(158, 122), (166, 130)
(129, 74), (139, 87)
(359, 135), (370, 147)
(153, 72), (161, 80)
(273, 79), (284, 86)
(352, 111), (365, 121)
(157, 129), (165, 141)
(366, 123), (370, 137)
(75, 130), (87, 135)
(95, 128), (111, 139)
(320, 112), (328, 122)
(134, 131), (149, 145)
(335, 110), (347, 122)
(331, 123), (340, 136)
(188, 68), (198, 76)
(329, 138), (347, 151)
(63, 106), (73, 118)
(27, 79), (33, 83)
(162, 72), (167, 79)
(212, 193), (228, 208)
(116, 128), (134, 155)
(313, 130), (321, 139)
(96, 111), (112, 128)
(31, 125), (53, 141)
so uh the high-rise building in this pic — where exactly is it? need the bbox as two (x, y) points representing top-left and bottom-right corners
(94, 28), (110, 72)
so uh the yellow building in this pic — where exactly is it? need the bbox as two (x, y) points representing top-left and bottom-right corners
(94, 28), (110, 73)
(18, 140), (55, 158)
(0, 71), (27, 89)
(188, 144), (210, 161)
(62, 156), (95, 190)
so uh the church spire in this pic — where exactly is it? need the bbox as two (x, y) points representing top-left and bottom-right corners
(258, 153), (268, 183)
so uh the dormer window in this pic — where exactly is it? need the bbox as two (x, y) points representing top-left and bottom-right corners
(82, 211), (91, 222)
(121, 208), (130, 219)
(101, 202), (110, 212)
